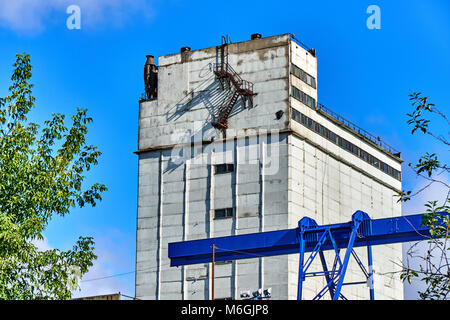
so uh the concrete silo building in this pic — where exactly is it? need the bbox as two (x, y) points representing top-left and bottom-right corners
(135, 33), (403, 300)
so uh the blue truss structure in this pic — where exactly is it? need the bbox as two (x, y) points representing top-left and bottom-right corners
(168, 211), (449, 300)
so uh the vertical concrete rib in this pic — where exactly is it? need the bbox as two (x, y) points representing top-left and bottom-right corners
(182, 160), (189, 299)
(156, 152), (163, 299)
(259, 134), (265, 292)
(208, 150), (214, 300)
(232, 137), (238, 299)
(134, 154), (140, 299)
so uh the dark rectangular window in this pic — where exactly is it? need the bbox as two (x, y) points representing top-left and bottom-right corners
(291, 64), (317, 89)
(351, 145), (360, 157)
(329, 131), (337, 144)
(291, 86), (316, 109)
(293, 109), (300, 122)
(391, 168), (400, 180)
(314, 122), (321, 134)
(338, 137), (345, 148)
(214, 208), (234, 219)
(215, 163), (234, 174)
(380, 162), (389, 174)
(301, 113), (307, 125)
(360, 150), (369, 163)
(369, 155), (380, 169)
(215, 260), (232, 265)
(320, 125), (325, 137)
(290, 106), (401, 181)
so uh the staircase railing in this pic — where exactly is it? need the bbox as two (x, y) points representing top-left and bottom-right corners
(213, 63), (254, 94)
(211, 40), (255, 129)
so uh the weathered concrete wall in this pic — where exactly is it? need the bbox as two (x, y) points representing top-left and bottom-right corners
(138, 34), (291, 151)
(285, 42), (402, 300)
(289, 40), (318, 102)
(288, 42), (401, 190)
(136, 134), (291, 300)
(286, 134), (402, 300)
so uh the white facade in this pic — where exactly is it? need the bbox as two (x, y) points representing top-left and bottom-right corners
(136, 33), (403, 300)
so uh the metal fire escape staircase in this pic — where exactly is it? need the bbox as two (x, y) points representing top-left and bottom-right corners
(212, 36), (255, 130)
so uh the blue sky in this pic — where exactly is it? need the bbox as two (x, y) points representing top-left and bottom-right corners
(0, 0), (448, 299)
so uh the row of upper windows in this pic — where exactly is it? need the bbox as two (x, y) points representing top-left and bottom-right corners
(291, 108), (401, 181)
(291, 64), (317, 89)
(291, 86), (316, 109)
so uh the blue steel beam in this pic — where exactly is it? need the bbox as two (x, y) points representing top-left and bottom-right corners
(168, 211), (449, 267)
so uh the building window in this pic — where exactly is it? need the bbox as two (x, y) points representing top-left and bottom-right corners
(370, 155), (380, 169)
(291, 64), (317, 89)
(290, 107), (401, 181)
(215, 260), (233, 265)
(214, 208), (234, 219)
(360, 150), (369, 162)
(292, 109), (300, 122)
(291, 86), (316, 109)
(215, 163), (234, 174)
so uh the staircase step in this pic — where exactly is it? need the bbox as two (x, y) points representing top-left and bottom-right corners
(212, 62), (254, 129)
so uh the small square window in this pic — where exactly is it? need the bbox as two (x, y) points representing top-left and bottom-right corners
(215, 163), (234, 174)
(214, 208), (234, 219)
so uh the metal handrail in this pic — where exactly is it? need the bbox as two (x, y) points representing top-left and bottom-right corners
(290, 33), (312, 52)
(213, 63), (254, 93)
(316, 103), (400, 156)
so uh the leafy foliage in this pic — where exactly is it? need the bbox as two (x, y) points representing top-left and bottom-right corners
(0, 54), (106, 299)
(398, 92), (449, 300)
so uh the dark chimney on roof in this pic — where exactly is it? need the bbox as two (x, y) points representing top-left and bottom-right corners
(144, 55), (158, 100)
(181, 47), (191, 53)
(145, 55), (155, 65)
(251, 33), (262, 40)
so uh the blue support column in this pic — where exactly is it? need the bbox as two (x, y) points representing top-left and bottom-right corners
(332, 226), (357, 299)
(332, 211), (369, 300)
(367, 245), (375, 300)
(297, 217), (317, 300)
(319, 250), (335, 299)
(297, 229), (305, 300)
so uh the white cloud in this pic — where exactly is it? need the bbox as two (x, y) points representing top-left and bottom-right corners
(0, 0), (153, 33)
(32, 236), (53, 252)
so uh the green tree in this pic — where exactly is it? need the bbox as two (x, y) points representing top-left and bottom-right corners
(0, 53), (107, 299)
(398, 92), (449, 300)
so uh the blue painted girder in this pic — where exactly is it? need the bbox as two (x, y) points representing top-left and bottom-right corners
(168, 212), (448, 267)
